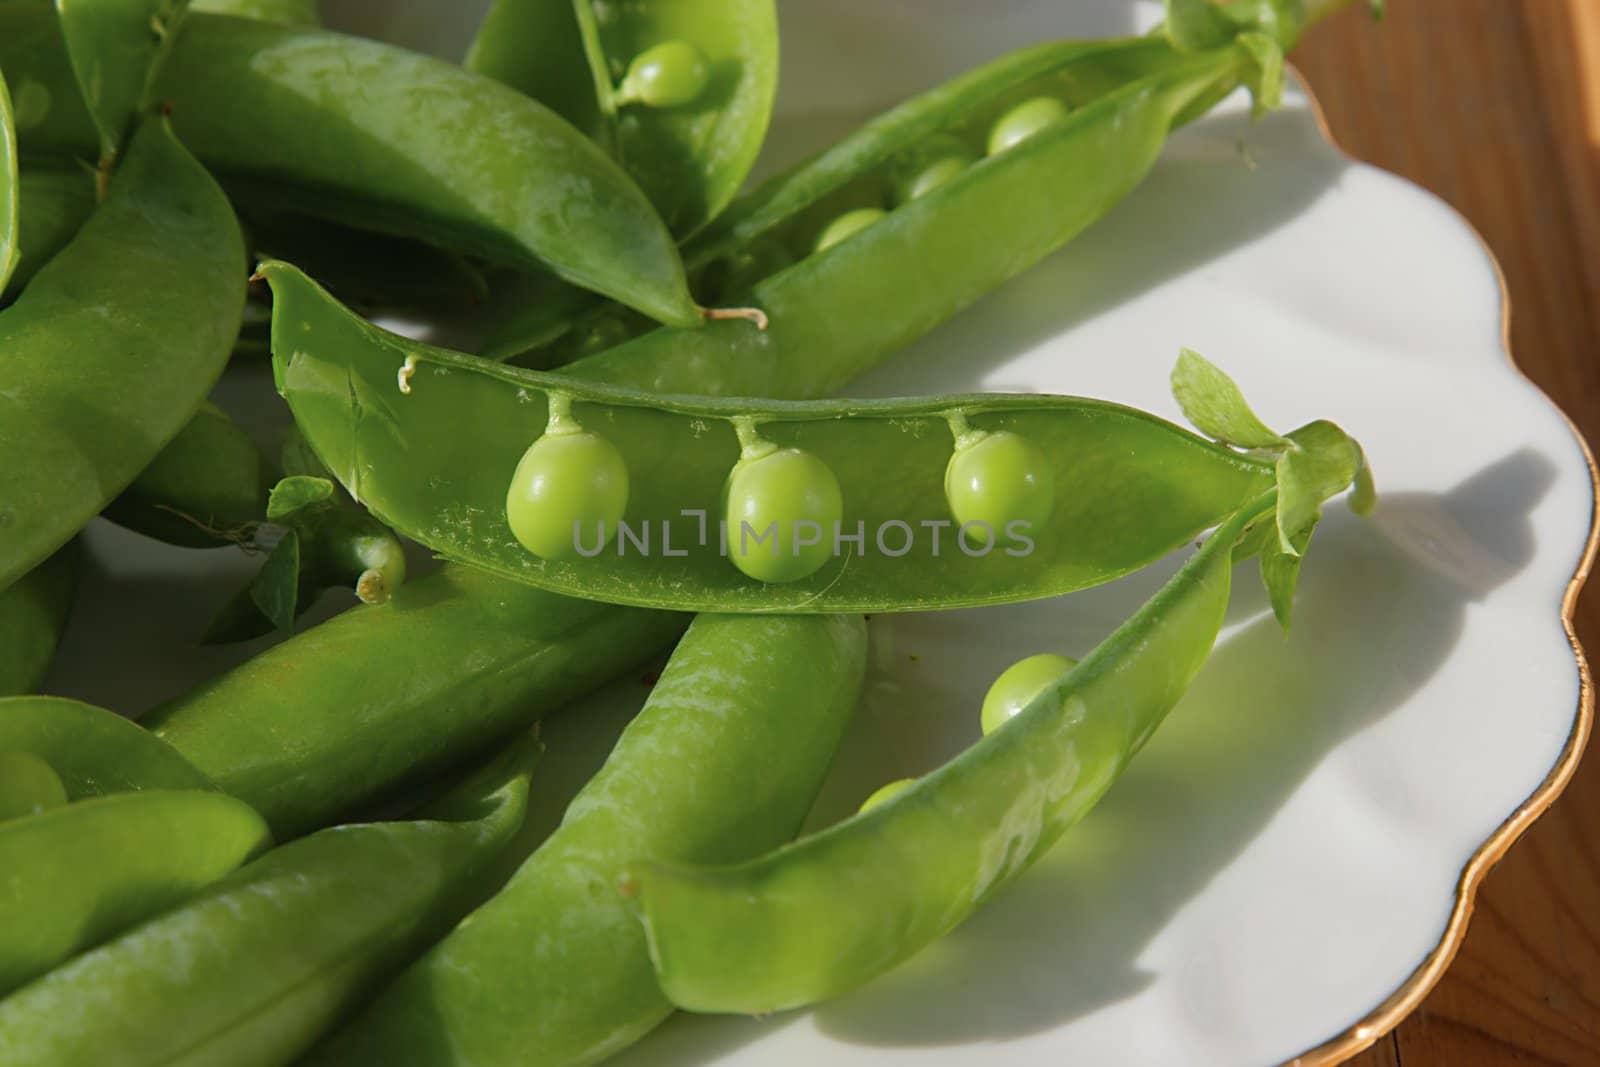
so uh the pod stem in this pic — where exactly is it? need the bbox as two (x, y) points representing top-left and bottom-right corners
(544, 392), (583, 436)
(732, 417), (779, 461)
(945, 411), (988, 453)
(700, 305), (770, 330)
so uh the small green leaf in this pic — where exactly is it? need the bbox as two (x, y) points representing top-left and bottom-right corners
(1276, 420), (1362, 556)
(1230, 515), (1278, 563)
(1236, 32), (1285, 117)
(1162, 0), (1237, 52)
(266, 475), (335, 524)
(248, 531), (301, 632)
(1260, 526), (1310, 630)
(1171, 348), (1288, 450)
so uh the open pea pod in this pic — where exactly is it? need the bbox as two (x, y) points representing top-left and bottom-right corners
(0, 695), (220, 796)
(0, 737), (538, 1067)
(0, 788), (270, 995)
(629, 496), (1263, 1011)
(52, 0), (187, 167)
(0, 551), (79, 698)
(267, 261), (1275, 613)
(0, 117), (245, 591)
(468, 0), (779, 236)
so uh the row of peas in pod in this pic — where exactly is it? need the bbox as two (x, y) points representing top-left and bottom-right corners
(506, 389), (1057, 583)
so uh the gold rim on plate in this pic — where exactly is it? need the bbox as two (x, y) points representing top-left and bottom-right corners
(1280, 64), (1600, 1067)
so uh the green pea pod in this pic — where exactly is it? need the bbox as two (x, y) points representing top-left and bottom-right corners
(189, 0), (316, 24)
(1, 70), (16, 292)
(147, 565), (686, 839)
(104, 401), (273, 548)
(310, 613), (867, 1067)
(0, 2), (100, 159)
(0, 548), (79, 697)
(0, 117), (245, 591)
(468, 0), (779, 236)
(134, 12), (702, 327)
(0, 695), (219, 796)
(266, 262), (1275, 613)
(0, 788), (269, 995)
(0, 736), (538, 1067)
(53, 0), (186, 166)
(3, 164), (96, 301)
(630, 498), (1269, 1012)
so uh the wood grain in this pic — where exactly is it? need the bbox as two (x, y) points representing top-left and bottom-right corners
(1294, 2), (1600, 1064)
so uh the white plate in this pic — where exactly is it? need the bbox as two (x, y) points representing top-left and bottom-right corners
(46, 3), (1598, 1065)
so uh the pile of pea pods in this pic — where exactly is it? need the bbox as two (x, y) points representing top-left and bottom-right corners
(0, 0), (1385, 1064)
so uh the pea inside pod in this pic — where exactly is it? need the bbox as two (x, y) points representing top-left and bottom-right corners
(468, 0), (779, 235)
(266, 261), (1278, 614)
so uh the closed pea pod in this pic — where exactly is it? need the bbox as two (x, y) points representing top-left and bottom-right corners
(52, 0), (184, 173)
(146, 566), (688, 840)
(0, 545), (78, 697)
(306, 613), (867, 1067)
(467, 0), (779, 235)
(0, 696), (270, 994)
(3, 165), (96, 301)
(265, 262), (1277, 613)
(0, 118), (245, 591)
(0, 737), (539, 1067)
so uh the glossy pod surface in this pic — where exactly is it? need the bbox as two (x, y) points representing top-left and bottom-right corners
(0, 738), (538, 1067)
(0, 119), (245, 590)
(632, 498), (1269, 1012)
(309, 613), (867, 1067)
(146, 565), (687, 839)
(0, 696), (220, 797)
(267, 263), (1274, 613)
(0, 788), (270, 995)
(143, 12), (699, 326)
(469, 0), (778, 235)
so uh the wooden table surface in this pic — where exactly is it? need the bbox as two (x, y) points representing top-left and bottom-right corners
(1294, 3), (1600, 1064)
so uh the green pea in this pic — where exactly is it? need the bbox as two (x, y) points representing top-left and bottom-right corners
(987, 96), (1070, 155)
(889, 135), (978, 204)
(616, 41), (711, 109)
(0, 751), (68, 822)
(944, 427), (1056, 548)
(507, 402), (629, 561)
(980, 653), (1078, 735)
(814, 207), (888, 254)
(858, 778), (915, 814)
(723, 439), (843, 584)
